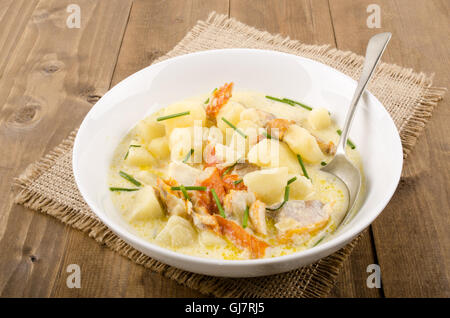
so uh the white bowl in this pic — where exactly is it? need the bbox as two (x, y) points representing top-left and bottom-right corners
(73, 49), (402, 277)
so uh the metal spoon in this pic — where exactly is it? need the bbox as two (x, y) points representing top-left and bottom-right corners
(321, 32), (391, 227)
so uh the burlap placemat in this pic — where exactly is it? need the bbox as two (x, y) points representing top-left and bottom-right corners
(13, 12), (445, 298)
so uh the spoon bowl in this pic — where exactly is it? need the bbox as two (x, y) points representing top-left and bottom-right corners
(321, 32), (392, 227)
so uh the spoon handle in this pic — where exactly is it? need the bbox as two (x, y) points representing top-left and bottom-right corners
(336, 32), (391, 154)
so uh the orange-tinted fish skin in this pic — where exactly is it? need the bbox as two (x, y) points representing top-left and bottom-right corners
(196, 167), (227, 213)
(215, 215), (269, 259)
(206, 82), (234, 118)
(222, 173), (247, 191)
(265, 118), (294, 140)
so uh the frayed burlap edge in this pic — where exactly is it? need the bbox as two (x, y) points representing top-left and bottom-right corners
(13, 12), (446, 297)
(12, 130), (363, 297)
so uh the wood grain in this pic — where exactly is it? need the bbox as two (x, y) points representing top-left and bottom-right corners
(329, 0), (450, 297)
(0, 0), (448, 297)
(231, 0), (380, 298)
(51, 0), (229, 298)
(0, 0), (132, 297)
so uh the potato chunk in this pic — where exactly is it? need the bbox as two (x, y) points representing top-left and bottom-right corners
(125, 146), (157, 167)
(229, 125), (260, 156)
(162, 101), (206, 134)
(155, 215), (197, 248)
(148, 136), (170, 160)
(136, 117), (165, 145)
(283, 124), (324, 163)
(289, 175), (314, 200)
(243, 167), (289, 204)
(198, 230), (226, 247)
(168, 161), (201, 186)
(169, 127), (192, 162)
(128, 186), (164, 221)
(308, 107), (331, 130)
(247, 139), (300, 174)
(216, 101), (245, 137)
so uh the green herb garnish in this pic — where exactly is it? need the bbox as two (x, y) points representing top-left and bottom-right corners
(336, 129), (356, 149)
(287, 176), (297, 185)
(223, 162), (238, 176)
(182, 148), (194, 163)
(242, 206), (249, 228)
(296, 154), (310, 179)
(266, 95), (294, 105)
(212, 88), (217, 93)
(171, 186), (207, 191)
(119, 171), (141, 187)
(156, 111), (190, 122)
(284, 185), (290, 201)
(313, 236), (326, 247)
(321, 161), (327, 166)
(221, 117), (247, 138)
(282, 98), (313, 111)
(266, 201), (286, 211)
(211, 188), (226, 218)
(266, 185), (290, 211)
(233, 179), (243, 185)
(124, 144), (141, 160)
(263, 131), (272, 139)
(265, 96), (313, 111)
(180, 185), (190, 201)
(204, 97), (210, 104)
(109, 187), (140, 192)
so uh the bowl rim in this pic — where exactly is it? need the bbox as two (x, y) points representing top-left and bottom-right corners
(73, 48), (403, 268)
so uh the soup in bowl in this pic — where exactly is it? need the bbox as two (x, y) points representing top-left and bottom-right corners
(73, 49), (402, 277)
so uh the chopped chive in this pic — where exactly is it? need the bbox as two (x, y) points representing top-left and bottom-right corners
(265, 95), (313, 111)
(282, 98), (313, 111)
(233, 179), (243, 185)
(284, 185), (290, 202)
(204, 97), (210, 104)
(296, 154), (310, 179)
(266, 185), (291, 211)
(171, 186), (207, 191)
(266, 200), (286, 211)
(242, 206), (249, 228)
(313, 236), (326, 247)
(223, 162), (238, 176)
(124, 144), (141, 160)
(221, 117), (247, 138)
(109, 187), (140, 192)
(336, 129), (356, 149)
(211, 188), (226, 218)
(182, 148), (194, 163)
(156, 111), (190, 122)
(119, 171), (142, 187)
(263, 131), (272, 139)
(287, 176), (297, 185)
(265, 95), (294, 105)
(180, 185), (190, 201)
(321, 161), (327, 166)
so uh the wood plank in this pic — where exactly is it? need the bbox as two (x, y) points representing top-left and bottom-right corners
(51, 0), (229, 297)
(231, 0), (380, 298)
(111, 0), (230, 86)
(329, 230), (382, 297)
(230, 0), (335, 45)
(329, 0), (450, 297)
(0, 0), (39, 78)
(0, 0), (132, 297)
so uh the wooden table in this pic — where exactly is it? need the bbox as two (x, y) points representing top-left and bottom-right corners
(0, 0), (448, 298)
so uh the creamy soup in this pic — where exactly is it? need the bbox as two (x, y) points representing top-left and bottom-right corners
(109, 83), (363, 260)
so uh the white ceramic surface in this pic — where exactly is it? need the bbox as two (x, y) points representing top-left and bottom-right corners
(73, 49), (403, 277)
